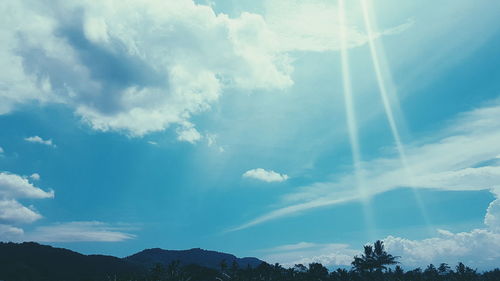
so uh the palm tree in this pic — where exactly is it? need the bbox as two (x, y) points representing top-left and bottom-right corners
(352, 240), (399, 273)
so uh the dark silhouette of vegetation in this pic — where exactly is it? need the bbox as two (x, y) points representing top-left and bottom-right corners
(352, 240), (399, 273)
(1, 241), (499, 281)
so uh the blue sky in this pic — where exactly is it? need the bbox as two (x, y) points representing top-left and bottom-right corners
(1, 0), (500, 270)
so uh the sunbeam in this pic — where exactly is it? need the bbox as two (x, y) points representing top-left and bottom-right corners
(360, 0), (433, 232)
(338, 0), (376, 240)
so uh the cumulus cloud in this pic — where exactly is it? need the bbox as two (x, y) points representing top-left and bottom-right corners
(0, 172), (54, 199)
(24, 136), (56, 147)
(0, 172), (134, 243)
(260, 242), (359, 268)
(0, 147), (4, 154)
(0, 0), (293, 137)
(0, 199), (42, 224)
(243, 168), (289, 183)
(264, 196), (500, 269)
(233, 101), (500, 230)
(0, 172), (53, 226)
(0, 0), (407, 138)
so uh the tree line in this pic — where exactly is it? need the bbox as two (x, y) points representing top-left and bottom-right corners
(133, 240), (499, 281)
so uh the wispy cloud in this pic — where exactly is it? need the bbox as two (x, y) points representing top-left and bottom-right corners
(24, 221), (136, 242)
(243, 168), (289, 183)
(0, 221), (135, 243)
(232, 101), (500, 230)
(24, 136), (56, 147)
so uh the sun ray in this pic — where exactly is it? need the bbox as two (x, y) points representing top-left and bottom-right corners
(360, 0), (433, 232)
(338, 0), (376, 240)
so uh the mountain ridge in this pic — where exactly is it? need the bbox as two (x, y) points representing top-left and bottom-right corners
(125, 247), (263, 269)
(0, 242), (264, 281)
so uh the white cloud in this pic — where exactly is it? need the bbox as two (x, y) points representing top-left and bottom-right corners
(29, 173), (40, 181)
(233, 101), (500, 230)
(0, 224), (24, 240)
(177, 124), (203, 144)
(243, 168), (289, 183)
(0, 147), (3, 154)
(0, 221), (135, 242)
(0, 172), (53, 199)
(0, 172), (134, 243)
(0, 171), (52, 237)
(24, 221), (135, 242)
(0, 0), (293, 137)
(0, 0), (406, 138)
(384, 229), (500, 269)
(0, 199), (42, 224)
(263, 196), (500, 269)
(24, 136), (56, 147)
(260, 242), (359, 268)
(147, 141), (158, 146)
(206, 133), (225, 152)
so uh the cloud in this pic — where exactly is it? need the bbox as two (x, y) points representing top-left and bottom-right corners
(260, 242), (359, 268)
(0, 199), (42, 224)
(24, 136), (56, 147)
(382, 195), (500, 269)
(0, 0), (293, 137)
(0, 146), (3, 154)
(243, 168), (289, 183)
(264, 196), (500, 269)
(147, 141), (158, 146)
(384, 229), (500, 269)
(24, 221), (135, 242)
(29, 173), (40, 181)
(0, 172), (134, 243)
(0, 221), (135, 242)
(0, 0), (407, 138)
(0, 172), (53, 226)
(232, 101), (500, 230)
(177, 124), (202, 144)
(0, 172), (54, 199)
(0, 224), (24, 240)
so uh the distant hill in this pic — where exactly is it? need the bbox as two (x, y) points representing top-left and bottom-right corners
(0, 242), (263, 281)
(0, 242), (145, 281)
(125, 247), (263, 270)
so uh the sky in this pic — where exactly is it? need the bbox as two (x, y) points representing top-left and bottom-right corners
(1, 0), (500, 270)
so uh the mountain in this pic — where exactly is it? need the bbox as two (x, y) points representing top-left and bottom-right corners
(0, 242), (145, 281)
(125, 247), (263, 270)
(0, 242), (264, 281)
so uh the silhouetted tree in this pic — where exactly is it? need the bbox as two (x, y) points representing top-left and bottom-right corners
(352, 240), (399, 273)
